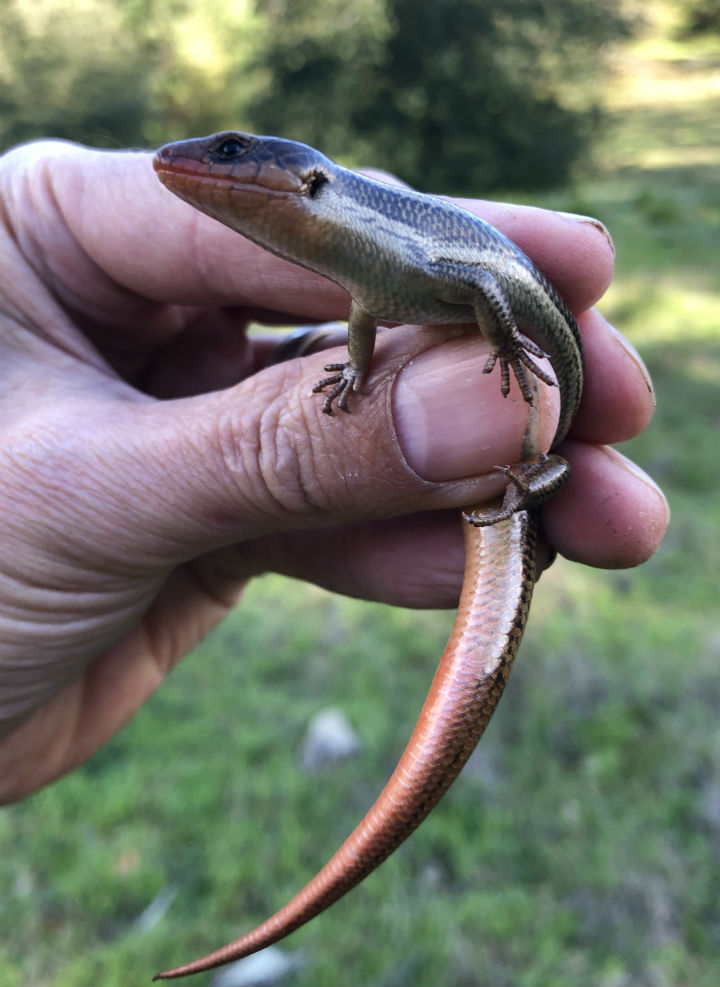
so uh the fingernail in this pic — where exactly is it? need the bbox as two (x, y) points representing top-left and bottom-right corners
(608, 320), (656, 406)
(600, 444), (670, 522)
(392, 337), (559, 482)
(557, 211), (616, 256)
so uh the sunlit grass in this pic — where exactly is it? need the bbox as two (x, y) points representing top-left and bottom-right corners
(605, 279), (720, 342)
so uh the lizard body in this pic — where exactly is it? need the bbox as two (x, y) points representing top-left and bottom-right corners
(152, 132), (583, 979)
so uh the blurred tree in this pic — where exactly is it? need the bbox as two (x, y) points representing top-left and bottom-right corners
(675, 0), (720, 36)
(114, 0), (266, 144)
(0, 0), (154, 148)
(0, 0), (630, 193)
(0, 0), (262, 151)
(246, 0), (632, 193)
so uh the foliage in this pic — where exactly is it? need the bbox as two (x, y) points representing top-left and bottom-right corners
(246, 0), (632, 193)
(0, 0), (262, 151)
(0, 0), (630, 192)
(675, 0), (720, 37)
(0, 0), (155, 148)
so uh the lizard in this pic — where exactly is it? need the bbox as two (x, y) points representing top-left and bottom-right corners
(151, 131), (584, 978)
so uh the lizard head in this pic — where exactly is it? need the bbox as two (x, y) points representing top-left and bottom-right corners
(153, 131), (344, 268)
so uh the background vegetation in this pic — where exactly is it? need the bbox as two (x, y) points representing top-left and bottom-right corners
(2, 1), (720, 985)
(1, 0), (630, 192)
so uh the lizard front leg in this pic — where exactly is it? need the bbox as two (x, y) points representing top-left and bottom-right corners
(313, 300), (378, 414)
(428, 264), (557, 404)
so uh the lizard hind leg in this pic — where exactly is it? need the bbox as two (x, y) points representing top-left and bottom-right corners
(463, 453), (570, 527)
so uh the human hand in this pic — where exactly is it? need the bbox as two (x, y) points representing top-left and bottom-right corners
(0, 141), (666, 802)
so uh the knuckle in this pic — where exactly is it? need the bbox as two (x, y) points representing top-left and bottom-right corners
(212, 378), (338, 528)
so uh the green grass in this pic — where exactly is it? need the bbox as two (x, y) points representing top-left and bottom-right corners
(4, 20), (720, 987)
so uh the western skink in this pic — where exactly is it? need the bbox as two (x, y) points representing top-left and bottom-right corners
(152, 132), (583, 979)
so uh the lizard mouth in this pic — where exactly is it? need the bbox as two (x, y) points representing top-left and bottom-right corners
(153, 147), (305, 195)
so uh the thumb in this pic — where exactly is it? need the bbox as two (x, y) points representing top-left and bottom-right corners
(121, 325), (559, 561)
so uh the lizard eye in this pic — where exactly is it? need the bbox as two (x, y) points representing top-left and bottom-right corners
(212, 136), (250, 162)
(306, 170), (329, 198)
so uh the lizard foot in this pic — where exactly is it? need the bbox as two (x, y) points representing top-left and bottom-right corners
(483, 333), (555, 403)
(312, 363), (363, 415)
(463, 453), (570, 526)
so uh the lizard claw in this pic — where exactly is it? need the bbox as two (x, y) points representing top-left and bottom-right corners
(312, 363), (362, 414)
(483, 333), (556, 404)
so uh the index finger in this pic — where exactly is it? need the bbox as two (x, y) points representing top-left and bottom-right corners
(3, 140), (615, 322)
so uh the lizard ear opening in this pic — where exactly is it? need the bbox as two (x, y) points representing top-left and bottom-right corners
(306, 170), (329, 198)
